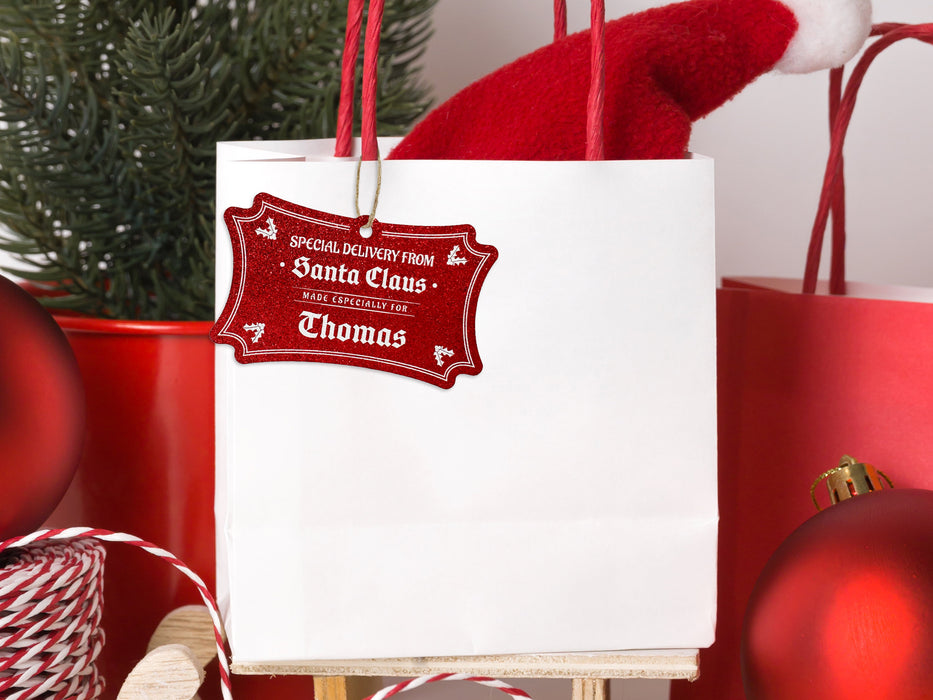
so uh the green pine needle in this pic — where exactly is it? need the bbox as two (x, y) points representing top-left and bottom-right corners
(0, 0), (436, 320)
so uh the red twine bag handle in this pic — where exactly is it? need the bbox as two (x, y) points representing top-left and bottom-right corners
(554, 0), (568, 41)
(339, 0), (606, 161)
(586, 0), (606, 160)
(553, 0), (605, 159)
(359, 0), (385, 162)
(335, 0), (384, 161)
(335, 0), (365, 158)
(338, 0), (606, 161)
(803, 22), (933, 294)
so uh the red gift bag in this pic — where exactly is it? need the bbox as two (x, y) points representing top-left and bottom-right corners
(672, 23), (933, 700)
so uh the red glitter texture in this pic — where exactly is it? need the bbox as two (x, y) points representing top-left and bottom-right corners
(212, 193), (497, 389)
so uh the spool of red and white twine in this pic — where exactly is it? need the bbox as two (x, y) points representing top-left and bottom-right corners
(0, 528), (231, 700)
(0, 537), (106, 699)
(0, 529), (533, 700)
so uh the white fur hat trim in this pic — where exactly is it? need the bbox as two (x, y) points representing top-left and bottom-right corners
(774, 0), (872, 73)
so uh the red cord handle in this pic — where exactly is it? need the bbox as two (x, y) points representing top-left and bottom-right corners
(359, 0), (385, 162)
(553, 0), (605, 159)
(335, 0), (606, 161)
(335, 0), (365, 158)
(554, 0), (568, 41)
(335, 0), (384, 160)
(586, 0), (606, 161)
(803, 23), (933, 294)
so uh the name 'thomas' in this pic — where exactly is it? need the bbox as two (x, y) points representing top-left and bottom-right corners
(298, 311), (406, 348)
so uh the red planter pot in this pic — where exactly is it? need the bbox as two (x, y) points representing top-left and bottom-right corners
(45, 316), (216, 698)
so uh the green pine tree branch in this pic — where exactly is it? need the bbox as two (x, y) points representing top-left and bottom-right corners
(0, 0), (437, 320)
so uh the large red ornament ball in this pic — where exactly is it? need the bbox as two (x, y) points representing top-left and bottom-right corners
(742, 488), (933, 699)
(0, 275), (85, 540)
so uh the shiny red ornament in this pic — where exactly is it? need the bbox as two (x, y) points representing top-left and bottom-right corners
(0, 275), (84, 539)
(742, 487), (933, 699)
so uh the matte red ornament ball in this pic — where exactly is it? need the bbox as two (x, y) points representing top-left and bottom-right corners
(0, 275), (85, 540)
(742, 488), (933, 699)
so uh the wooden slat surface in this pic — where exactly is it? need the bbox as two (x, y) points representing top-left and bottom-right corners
(233, 650), (699, 681)
(571, 678), (610, 700)
(314, 676), (385, 700)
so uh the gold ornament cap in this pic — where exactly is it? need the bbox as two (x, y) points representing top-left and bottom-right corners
(811, 455), (892, 510)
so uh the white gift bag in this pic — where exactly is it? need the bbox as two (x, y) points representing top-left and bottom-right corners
(213, 0), (717, 664)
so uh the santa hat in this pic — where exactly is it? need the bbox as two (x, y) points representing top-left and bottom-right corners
(389, 0), (872, 161)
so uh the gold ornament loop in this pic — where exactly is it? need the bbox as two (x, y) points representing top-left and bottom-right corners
(810, 455), (893, 511)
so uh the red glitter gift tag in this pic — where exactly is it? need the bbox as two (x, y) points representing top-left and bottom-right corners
(211, 193), (498, 389)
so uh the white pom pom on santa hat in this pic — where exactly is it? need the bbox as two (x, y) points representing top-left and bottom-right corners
(774, 0), (872, 73)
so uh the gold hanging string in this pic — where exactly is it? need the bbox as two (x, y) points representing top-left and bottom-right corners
(355, 153), (382, 231)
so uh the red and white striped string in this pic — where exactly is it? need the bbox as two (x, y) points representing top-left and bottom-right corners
(1, 529), (533, 700)
(365, 673), (532, 700)
(0, 528), (232, 700)
(0, 538), (105, 700)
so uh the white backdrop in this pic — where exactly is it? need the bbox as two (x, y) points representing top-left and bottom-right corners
(416, 2), (933, 699)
